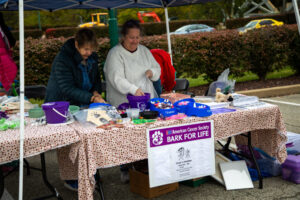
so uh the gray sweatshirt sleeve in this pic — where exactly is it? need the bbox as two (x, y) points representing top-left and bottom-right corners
(104, 49), (138, 95)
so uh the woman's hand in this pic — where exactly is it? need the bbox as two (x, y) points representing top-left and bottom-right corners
(145, 70), (153, 79)
(135, 88), (144, 96)
(93, 96), (106, 103)
(91, 91), (105, 103)
(93, 91), (102, 97)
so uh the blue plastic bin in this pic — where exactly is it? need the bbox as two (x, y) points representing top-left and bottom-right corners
(186, 103), (212, 117)
(173, 98), (195, 114)
(89, 103), (112, 109)
(149, 98), (177, 118)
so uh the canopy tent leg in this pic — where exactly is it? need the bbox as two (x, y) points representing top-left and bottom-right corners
(245, 132), (263, 189)
(292, 0), (300, 35)
(108, 9), (119, 48)
(32, 153), (63, 200)
(164, 7), (173, 65)
(18, 0), (25, 199)
(218, 133), (263, 189)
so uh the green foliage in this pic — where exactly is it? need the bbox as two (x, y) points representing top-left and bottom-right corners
(1, 1), (288, 31)
(242, 26), (289, 80)
(187, 67), (296, 87)
(12, 19), (217, 39)
(12, 37), (111, 86)
(266, 67), (296, 79)
(286, 26), (300, 75)
(11, 29), (43, 39)
(13, 38), (65, 85)
(167, 3), (225, 22)
(220, 0), (246, 19)
(1, 2), (224, 30)
(1, 9), (107, 30)
(165, 30), (246, 81)
(187, 76), (209, 87)
(140, 24), (298, 81)
(45, 26), (109, 38)
(12, 24), (299, 86)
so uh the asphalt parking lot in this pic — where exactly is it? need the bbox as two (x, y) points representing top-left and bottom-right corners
(261, 94), (300, 133)
(1, 94), (300, 200)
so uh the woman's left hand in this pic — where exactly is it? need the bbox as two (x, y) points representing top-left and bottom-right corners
(93, 91), (102, 97)
(93, 96), (106, 103)
(145, 70), (153, 79)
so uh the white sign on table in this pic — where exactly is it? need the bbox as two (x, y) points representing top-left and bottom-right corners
(147, 120), (215, 187)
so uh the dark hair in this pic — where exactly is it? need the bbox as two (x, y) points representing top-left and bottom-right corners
(75, 28), (97, 49)
(121, 19), (141, 36)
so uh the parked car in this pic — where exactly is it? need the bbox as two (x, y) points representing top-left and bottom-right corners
(238, 18), (284, 34)
(170, 24), (215, 35)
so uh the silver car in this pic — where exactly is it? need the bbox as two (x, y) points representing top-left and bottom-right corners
(171, 24), (215, 35)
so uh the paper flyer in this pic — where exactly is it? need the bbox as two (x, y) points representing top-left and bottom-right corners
(147, 120), (215, 187)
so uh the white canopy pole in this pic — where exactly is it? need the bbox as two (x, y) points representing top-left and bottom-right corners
(292, 0), (300, 35)
(18, 0), (25, 199)
(164, 7), (173, 64)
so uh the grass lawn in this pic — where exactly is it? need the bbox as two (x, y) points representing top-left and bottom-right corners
(187, 67), (296, 88)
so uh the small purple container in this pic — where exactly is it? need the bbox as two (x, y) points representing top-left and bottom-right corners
(127, 93), (150, 110)
(281, 154), (300, 184)
(118, 103), (130, 110)
(42, 101), (69, 124)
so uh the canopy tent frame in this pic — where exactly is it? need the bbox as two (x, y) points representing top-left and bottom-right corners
(293, 0), (300, 35)
(18, 0), (24, 199)
(0, 0), (299, 199)
(0, 2), (215, 199)
(1, 1), (219, 64)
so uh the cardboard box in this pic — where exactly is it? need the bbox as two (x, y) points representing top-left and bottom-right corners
(129, 169), (179, 199)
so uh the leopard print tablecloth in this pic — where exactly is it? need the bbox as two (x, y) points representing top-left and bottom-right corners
(57, 104), (287, 200)
(0, 119), (80, 165)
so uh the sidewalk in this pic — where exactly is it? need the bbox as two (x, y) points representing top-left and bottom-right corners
(3, 151), (300, 200)
(237, 84), (300, 98)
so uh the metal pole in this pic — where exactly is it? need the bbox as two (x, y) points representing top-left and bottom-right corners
(292, 0), (300, 35)
(108, 9), (119, 48)
(282, 0), (287, 13)
(231, 0), (235, 18)
(164, 7), (173, 64)
(18, 0), (25, 199)
(37, 11), (41, 30)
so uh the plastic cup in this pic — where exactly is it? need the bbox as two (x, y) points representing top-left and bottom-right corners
(126, 108), (140, 119)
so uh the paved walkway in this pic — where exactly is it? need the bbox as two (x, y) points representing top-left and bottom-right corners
(261, 94), (300, 133)
(2, 150), (300, 200)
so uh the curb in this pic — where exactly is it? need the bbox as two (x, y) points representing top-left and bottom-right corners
(237, 84), (300, 98)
